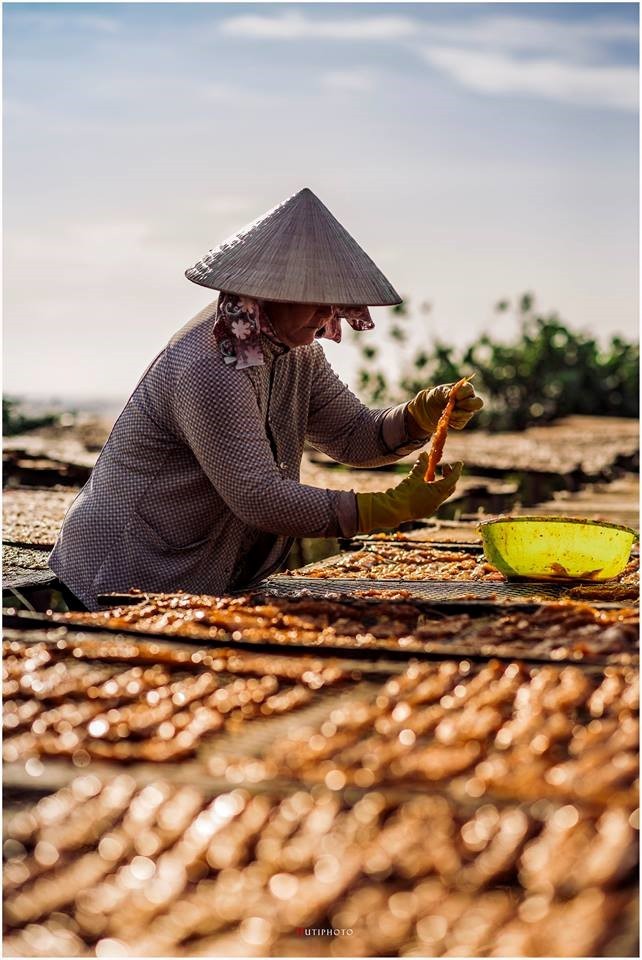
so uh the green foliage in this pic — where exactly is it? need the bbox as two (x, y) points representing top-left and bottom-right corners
(355, 295), (639, 431)
(3, 397), (58, 437)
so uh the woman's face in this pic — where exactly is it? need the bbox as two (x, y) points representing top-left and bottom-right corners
(267, 302), (333, 347)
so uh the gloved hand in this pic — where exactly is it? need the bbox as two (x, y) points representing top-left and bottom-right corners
(356, 454), (463, 534)
(406, 381), (483, 436)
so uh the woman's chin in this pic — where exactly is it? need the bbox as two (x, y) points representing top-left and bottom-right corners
(290, 332), (317, 347)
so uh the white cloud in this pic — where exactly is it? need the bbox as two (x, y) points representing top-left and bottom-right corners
(321, 69), (376, 93)
(423, 15), (637, 60)
(220, 11), (415, 41)
(218, 9), (637, 112)
(422, 47), (638, 112)
(219, 9), (636, 60)
(12, 11), (120, 34)
(72, 15), (121, 35)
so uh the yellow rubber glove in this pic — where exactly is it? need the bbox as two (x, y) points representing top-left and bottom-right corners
(356, 454), (463, 534)
(407, 381), (483, 435)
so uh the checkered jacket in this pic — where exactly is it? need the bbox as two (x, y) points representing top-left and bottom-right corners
(49, 300), (425, 609)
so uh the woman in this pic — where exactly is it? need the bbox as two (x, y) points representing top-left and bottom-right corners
(50, 188), (482, 610)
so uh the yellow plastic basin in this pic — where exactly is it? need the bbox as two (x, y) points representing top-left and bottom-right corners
(478, 516), (638, 581)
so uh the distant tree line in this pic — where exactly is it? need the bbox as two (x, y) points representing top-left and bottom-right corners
(2, 397), (58, 437)
(354, 293), (639, 431)
(3, 294), (639, 437)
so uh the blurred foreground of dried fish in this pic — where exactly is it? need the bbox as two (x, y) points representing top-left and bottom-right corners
(3, 777), (638, 958)
(3, 634), (353, 765)
(267, 660), (639, 808)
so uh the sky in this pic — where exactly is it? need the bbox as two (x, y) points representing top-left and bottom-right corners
(3, 1), (639, 403)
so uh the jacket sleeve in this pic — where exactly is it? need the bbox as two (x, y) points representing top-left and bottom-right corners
(173, 356), (359, 538)
(305, 344), (428, 467)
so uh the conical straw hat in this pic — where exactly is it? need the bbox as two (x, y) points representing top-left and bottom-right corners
(185, 187), (401, 306)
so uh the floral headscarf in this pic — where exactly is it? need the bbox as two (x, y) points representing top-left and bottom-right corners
(214, 293), (374, 370)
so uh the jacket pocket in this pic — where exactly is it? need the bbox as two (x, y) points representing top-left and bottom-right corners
(129, 511), (212, 555)
(90, 514), (215, 598)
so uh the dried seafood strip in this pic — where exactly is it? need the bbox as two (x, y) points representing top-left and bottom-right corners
(285, 543), (505, 581)
(3, 698), (43, 735)
(566, 557), (640, 603)
(269, 661), (639, 807)
(3, 658), (172, 705)
(3, 701), (108, 764)
(3, 632), (353, 684)
(2, 637), (354, 765)
(3, 775), (138, 894)
(3, 779), (638, 958)
(4, 643), (54, 679)
(569, 583), (639, 603)
(4, 773), (110, 845)
(4, 780), (173, 927)
(434, 601), (639, 662)
(424, 375), (473, 482)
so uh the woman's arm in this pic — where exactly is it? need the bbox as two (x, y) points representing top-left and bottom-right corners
(305, 344), (428, 468)
(173, 356), (359, 538)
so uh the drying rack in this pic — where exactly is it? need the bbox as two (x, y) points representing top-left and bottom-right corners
(265, 575), (572, 604)
(4, 599), (636, 670)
